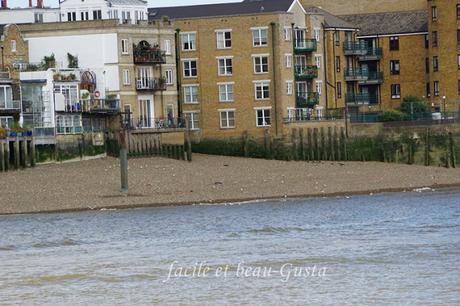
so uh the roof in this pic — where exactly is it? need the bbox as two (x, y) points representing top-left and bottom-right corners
(108, 0), (147, 5)
(149, 0), (294, 20)
(340, 11), (428, 36)
(304, 6), (357, 29)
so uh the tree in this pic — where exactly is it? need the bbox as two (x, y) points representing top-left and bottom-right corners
(400, 96), (430, 120)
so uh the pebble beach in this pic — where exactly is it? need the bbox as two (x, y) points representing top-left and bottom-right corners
(1, 154), (460, 215)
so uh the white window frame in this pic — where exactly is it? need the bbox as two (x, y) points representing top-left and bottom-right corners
(285, 54), (292, 68)
(254, 80), (271, 100)
(217, 57), (233, 76)
(216, 30), (232, 49)
(255, 107), (271, 127)
(183, 59), (198, 78)
(253, 54), (269, 74)
(121, 39), (129, 54)
(183, 85), (199, 104)
(184, 111), (200, 130)
(164, 39), (172, 55)
(219, 109), (236, 129)
(314, 54), (322, 68)
(286, 81), (293, 96)
(316, 80), (323, 96)
(252, 27), (268, 47)
(218, 82), (234, 102)
(165, 69), (173, 85)
(283, 27), (292, 41)
(314, 28), (321, 42)
(181, 32), (196, 51)
(122, 69), (130, 85)
(11, 40), (16, 53)
(391, 84), (401, 99)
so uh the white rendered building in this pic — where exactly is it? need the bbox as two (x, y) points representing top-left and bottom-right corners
(59, 0), (148, 25)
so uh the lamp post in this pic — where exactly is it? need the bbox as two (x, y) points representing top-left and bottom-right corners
(442, 95), (446, 116)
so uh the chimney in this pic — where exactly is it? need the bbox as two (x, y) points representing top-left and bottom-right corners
(1, 0), (7, 9)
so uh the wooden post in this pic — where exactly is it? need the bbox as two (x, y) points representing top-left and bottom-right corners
(291, 128), (298, 161)
(22, 138), (28, 168)
(0, 141), (4, 172)
(308, 128), (313, 161)
(30, 138), (36, 167)
(299, 128), (305, 161)
(314, 128), (319, 161)
(185, 117), (192, 162)
(242, 130), (249, 157)
(424, 128), (430, 166)
(119, 129), (128, 194)
(264, 129), (270, 159)
(449, 132), (456, 168)
(328, 127), (334, 161)
(14, 137), (20, 169)
(5, 140), (10, 171)
(335, 127), (341, 161)
(341, 127), (348, 161)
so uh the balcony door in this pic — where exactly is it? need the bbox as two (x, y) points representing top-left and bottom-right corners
(296, 82), (307, 96)
(294, 29), (306, 48)
(137, 67), (151, 89)
(138, 98), (154, 128)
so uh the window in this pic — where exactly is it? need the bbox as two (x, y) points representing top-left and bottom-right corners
(184, 112), (200, 130)
(0, 116), (14, 128)
(216, 31), (232, 49)
(122, 69), (130, 85)
(165, 69), (173, 85)
(316, 81), (322, 96)
(336, 82), (342, 99)
(181, 33), (196, 51)
(458, 55), (460, 69)
(457, 30), (460, 45)
(0, 85), (13, 109)
(183, 60), (198, 78)
(34, 13), (43, 23)
(219, 110), (235, 128)
(255, 108), (271, 127)
(254, 81), (270, 100)
(432, 31), (438, 48)
(81, 11), (89, 20)
(315, 55), (321, 68)
(286, 81), (293, 95)
(426, 57), (430, 73)
(425, 34), (429, 49)
(458, 4), (460, 19)
(285, 54), (292, 68)
(11, 40), (16, 53)
(433, 56), (439, 72)
(218, 83), (234, 102)
(121, 39), (129, 54)
(253, 55), (269, 73)
(56, 114), (82, 135)
(313, 28), (320, 42)
(93, 10), (102, 20)
(67, 11), (76, 21)
(434, 81), (439, 96)
(334, 31), (340, 46)
(389, 36), (399, 51)
(163, 40), (171, 55)
(252, 28), (268, 47)
(431, 6), (437, 21)
(183, 85), (199, 103)
(335, 56), (341, 72)
(426, 82), (431, 97)
(390, 60), (400, 75)
(217, 58), (233, 76)
(284, 27), (292, 41)
(458, 80), (460, 95)
(121, 11), (130, 23)
(391, 84), (401, 99)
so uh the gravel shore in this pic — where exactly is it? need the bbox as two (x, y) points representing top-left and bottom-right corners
(1, 154), (460, 215)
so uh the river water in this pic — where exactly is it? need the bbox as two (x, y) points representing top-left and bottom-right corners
(1, 190), (459, 305)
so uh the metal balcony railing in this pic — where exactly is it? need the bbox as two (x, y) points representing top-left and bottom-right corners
(358, 71), (384, 85)
(345, 93), (370, 105)
(0, 70), (11, 80)
(294, 65), (318, 80)
(294, 39), (317, 53)
(296, 92), (319, 108)
(136, 78), (167, 91)
(58, 99), (120, 113)
(132, 117), (186, 130)
(358, 47), (383, 61)
(133, 49), (166, 65)
(0, 100), (21, 111)
(344, 68), (369, 81)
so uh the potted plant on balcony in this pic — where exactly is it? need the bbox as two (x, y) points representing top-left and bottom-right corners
(0, 128), (6, 139)
(53, 73), (62, 81)
(42, 54), (56, 70)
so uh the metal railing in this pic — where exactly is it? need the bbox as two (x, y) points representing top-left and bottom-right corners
(285, 108), (346, 123)
(133, 49), (166, 65)
(294, 39), (317, 53)
(58, 99), (120, 113)
(294, 65), (318, 79)
(136, 78), (167, 91)
(129, 117), (186, 130)
(358, 47), (383, 61)
(0, 70), (11, 80)
(344, 68), (369, 81)
(296, 92), (319, 108)
(358, 71), (384, 84)
(350, 112), (460, 124)
(346, 93), (370, 105)
(343, 41), (368, 55)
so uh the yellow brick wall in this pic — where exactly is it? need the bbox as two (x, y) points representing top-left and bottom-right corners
(300, 0), (426, 15)
(427, 0), (460, 112)
(0, 24), (29, 80)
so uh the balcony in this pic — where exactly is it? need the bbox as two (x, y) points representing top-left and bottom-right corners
(136, 78), (167, 92)
(358, 47), (383, 61)
(0, 100), (21, 113)
(344, 68), (368, 82)
(294, 39), (317, 53)
(296, 92), (319, 108)
(343, 41), (368, 56)
(358, 71), (384, 85)
(57, 99), (120, 114)
(0, 70), (11, 81)
(133, 41), (166, 65)
(345, 93), (370, 105)
(132, 117), (186, 130)
(295, 65), (318, 80)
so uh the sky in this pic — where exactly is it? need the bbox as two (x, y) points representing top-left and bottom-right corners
(11, 0), (239, 8)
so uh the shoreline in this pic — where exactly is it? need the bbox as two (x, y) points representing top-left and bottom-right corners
(1, 184), (460, 216)
(1, 154), (460, 216)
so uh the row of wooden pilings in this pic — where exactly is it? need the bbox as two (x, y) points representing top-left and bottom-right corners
(0, 137), (36, 172)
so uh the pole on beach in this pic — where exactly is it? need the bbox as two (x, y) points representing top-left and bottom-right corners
(119, 125), (129, 194)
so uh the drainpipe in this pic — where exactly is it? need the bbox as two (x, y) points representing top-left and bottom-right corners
(331, 28), (338, 109)
(291, 23), (296, 108)
(322, 23), (328, 111)
(175, 28), (181, 119)
(270, 22), (279, 137)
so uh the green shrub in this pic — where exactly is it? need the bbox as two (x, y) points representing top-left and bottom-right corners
(379, 109), (408, 122)
(400, 96), (430, 119)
